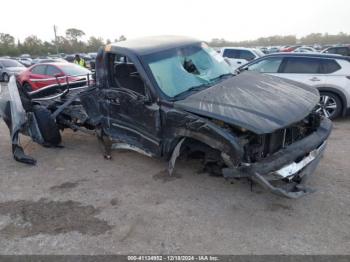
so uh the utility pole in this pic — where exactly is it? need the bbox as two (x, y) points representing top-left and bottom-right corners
(53, 25), (59, 55)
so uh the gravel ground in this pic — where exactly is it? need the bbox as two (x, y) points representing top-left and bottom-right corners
(0, 82), (349, 254)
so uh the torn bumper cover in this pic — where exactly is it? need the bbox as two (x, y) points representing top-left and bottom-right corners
(223, 118), (332, 198)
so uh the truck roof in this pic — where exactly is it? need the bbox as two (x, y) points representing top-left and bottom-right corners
(108, 35), (201, 56)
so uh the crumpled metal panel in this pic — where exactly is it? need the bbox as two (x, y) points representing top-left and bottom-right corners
(175, 72), (320, 134)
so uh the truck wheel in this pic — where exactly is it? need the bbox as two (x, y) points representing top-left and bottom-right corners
(23, 82), (33, 92)
(2, 73), (9, 82)
(17, 86), (33, 112)
(318, 92), (342, 119)
(33, 106), (61, 146)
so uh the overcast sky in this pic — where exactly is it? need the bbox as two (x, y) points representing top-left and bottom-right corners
(1, 0), (349, 42)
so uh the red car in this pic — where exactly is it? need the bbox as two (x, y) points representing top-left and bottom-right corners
(280, 45), (302, 52)
(17, 62), (92, 92)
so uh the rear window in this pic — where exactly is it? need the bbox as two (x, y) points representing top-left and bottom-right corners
(282, 57), (321, 74)
(321, 59), (341, 74)
(222, 49), (239, 59)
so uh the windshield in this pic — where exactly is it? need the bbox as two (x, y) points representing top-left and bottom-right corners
(60, 64), (91, 76)
(2, 60), (24, 68)
(144, 43), (233, 98)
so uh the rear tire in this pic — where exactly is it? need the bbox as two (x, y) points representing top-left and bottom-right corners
(33, 106), (61, 146)
(317, 92), (342, 119)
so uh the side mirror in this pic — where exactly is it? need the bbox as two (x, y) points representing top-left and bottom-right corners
(54, 73), (64, 78)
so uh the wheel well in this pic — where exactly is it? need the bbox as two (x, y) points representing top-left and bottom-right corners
(180, 137), (222, 164)
(318, 88), (346, 115)
(178, 138), (226, 174)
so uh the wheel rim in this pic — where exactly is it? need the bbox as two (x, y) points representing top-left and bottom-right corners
(316, 95), (337, 118)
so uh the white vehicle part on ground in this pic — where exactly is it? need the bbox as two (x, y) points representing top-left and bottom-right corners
(7, 76), (26, 138)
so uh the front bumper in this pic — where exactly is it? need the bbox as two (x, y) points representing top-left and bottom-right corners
(223, 117), (332, 198)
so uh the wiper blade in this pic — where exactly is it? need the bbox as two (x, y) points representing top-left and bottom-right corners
(173, 83), (211, 100)
(210, 73), (234, 82)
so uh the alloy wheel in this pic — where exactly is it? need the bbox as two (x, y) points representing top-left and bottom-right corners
(316, 95), (337, 118)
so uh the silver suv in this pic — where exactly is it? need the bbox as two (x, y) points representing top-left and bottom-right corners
(238, 53), (350, 119)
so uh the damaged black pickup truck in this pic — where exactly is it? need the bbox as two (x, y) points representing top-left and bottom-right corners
(0, 36), (332, 198)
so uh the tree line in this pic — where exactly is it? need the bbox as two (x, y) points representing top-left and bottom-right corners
(0, 28), (127, 57)
(1, 30), (350, 57)
(209, 32), (350, 47)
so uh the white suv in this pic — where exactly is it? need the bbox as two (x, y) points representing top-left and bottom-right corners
(238, 53), (350, 119)
(219, 47), (264, 70)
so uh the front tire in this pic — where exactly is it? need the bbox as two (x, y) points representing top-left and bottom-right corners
(2, 73), (9, 82)
(317, 92), (342, 119)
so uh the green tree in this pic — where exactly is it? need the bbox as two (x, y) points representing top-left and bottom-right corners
(87, 36), (104, 52)
(0, 33), (17, 56)
(65, 28), (85, 42)
(22, 35), (44, 56)
(114, 35), (127, 42)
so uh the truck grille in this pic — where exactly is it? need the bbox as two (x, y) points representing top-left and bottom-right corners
(244, 112), (321, 162)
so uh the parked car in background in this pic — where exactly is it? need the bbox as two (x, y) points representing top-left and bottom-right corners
(17, 62), (92, 92)
(280, 45), (302, 52)
(322, 46), (350, 56)
(293, 47), (318, 53)
(20, 54), (31, 59)
(259, 47), (269, 54)
(64, 55), (75, 62)
(220, 47), (264, 69)
(267, 47), (280, 54)
(237, 53), (350, 119)
(18, 57), (33, 67)
(0, 59), (26, 82)
(31, 58), (68, 65)
(88, 52), (97, 59)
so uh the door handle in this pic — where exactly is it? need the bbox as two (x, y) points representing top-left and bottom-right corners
(310, 77), (320, 82)
(237, 61), (242, 64)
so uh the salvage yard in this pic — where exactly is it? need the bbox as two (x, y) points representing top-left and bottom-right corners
(0, 83), (350, 255)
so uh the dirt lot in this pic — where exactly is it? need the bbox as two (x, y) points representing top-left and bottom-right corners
(0, 83), (349, 254)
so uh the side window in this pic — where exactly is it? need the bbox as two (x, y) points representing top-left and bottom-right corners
(110, 54), (146, 96)
(222, 49), (239, 59)
(247, 57), (283, 73)
(324, 48), (335, 54)
(281, 58), (321, 74)
(321, 59), (341, 74)
(31, 65), (47, 75)
(336, 47), (348, 56)
(239, 50), (256, 61)
(46, 65), (62, 76)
